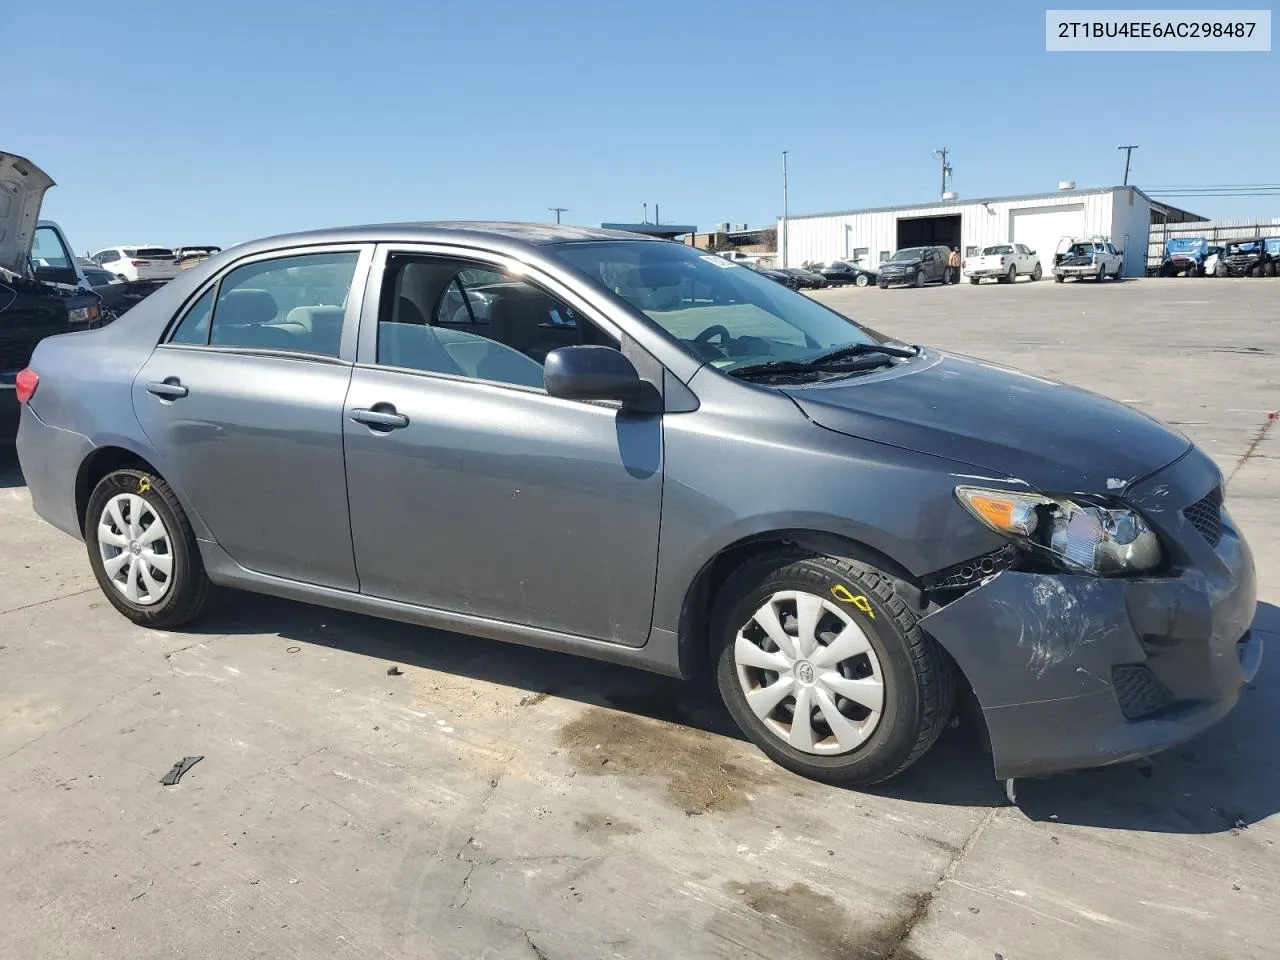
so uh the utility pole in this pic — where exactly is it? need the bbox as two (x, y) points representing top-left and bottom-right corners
(643, 202), (648, 224)
(932, 147), (951, 200)
(781, 150), (789, 267)
(1117, 145), (1139, 186)
(548, 207), (568, 224)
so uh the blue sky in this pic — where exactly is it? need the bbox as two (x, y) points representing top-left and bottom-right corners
(12, 0), (1277, 252)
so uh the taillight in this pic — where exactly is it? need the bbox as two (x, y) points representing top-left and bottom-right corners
(131, 260), (143, 267)
(15, 368), (39, 404)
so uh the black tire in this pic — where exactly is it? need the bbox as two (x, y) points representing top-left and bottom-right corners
(1053, 274), (1065, 283)
(712, 551), (955, 786)
(913, 272), (925, 288)
(85, 467), (214, 629)
(1002, 266), (1016, 284)
(968, 277), (980, 285)
(878, 281), (889, 289)
(855, 273), (869, 287)
(1215, 263), (1228, 278)
(1265, 262), (1276, 278)
(1031, 264), (1042, 281)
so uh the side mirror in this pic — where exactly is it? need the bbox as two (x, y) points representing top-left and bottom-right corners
(33, 265), (80, 286)
(544, 345), (645, 405)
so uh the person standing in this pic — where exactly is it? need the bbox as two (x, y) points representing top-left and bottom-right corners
(948, 247), (962, 284)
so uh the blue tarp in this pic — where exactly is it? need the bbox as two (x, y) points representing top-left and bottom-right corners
(1265, 238), (1280, 255)
(1164, 237), (1208, 257)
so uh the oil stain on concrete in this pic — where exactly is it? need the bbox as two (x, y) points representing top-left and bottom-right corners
(556, 706), (766, 814)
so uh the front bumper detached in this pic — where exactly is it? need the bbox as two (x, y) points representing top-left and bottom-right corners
(921, 449), (1260, 779)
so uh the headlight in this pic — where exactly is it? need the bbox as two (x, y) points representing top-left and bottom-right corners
(955, 485), (1162, 575)
(68, 303), (100, 324)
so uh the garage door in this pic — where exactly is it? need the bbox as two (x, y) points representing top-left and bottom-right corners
(1010, 204), (1086, 266)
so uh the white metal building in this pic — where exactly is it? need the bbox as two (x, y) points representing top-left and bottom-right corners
(778, 186), (1201, 278)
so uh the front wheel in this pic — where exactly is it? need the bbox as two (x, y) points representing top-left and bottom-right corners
(913, 272), (925, 288)
(968, 277), (980, 285)
(1031, 264), (1042, 281)
(86, 468), (214, 629)
(878, 281), (889, 289)
(1265, 262), (1276, 278)
(713, 552), (954, 786)
(855, 273), (869, 287)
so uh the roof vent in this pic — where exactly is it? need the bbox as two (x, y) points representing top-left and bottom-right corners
(717, 222), (730, 232)
(737, 223), (748, 231)
(942, 192), (958, 201)
(1059, 180), (1076, 191)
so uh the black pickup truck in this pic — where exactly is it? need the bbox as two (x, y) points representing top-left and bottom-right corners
(1, 151), (105, 441)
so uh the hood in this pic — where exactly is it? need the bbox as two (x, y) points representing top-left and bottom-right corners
(0, 152), (54, 275)
(879, 259), (920, 270)
(783, 351), (1191, 494)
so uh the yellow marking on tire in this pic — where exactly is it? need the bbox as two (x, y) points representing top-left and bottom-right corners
(138, 477), (151, 494)
(830, 584), (875, 618)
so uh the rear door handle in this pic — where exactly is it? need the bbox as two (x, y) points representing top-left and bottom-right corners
(147, 379), (188, 399)
(351, 406), (409, 431)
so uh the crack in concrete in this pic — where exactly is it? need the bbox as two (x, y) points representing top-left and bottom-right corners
(1228, 411), (1278, 483)
(884, 804), (1001, 960)
(0, 586), (98, 618)
(522, 930), (550, 960)
(0, 679), (152, 765)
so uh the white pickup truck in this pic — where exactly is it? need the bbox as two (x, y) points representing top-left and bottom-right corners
(1052, 238), (1124, 282)
(962, 243), (1042, 284)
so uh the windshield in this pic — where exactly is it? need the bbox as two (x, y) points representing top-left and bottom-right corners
(1227, 241), (1260, 255)
(1166, 238), (1207, 255)
(982, 245), (1013, 255)
(551, 241), (881, 371)
(1266, 239), (1280, 255)
(888, 248), (926, 262)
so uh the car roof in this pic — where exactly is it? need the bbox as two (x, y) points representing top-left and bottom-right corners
(220, 221), (658, 260)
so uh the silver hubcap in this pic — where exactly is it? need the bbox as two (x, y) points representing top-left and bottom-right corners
(734, 590), (885, 755)
(98, 493), (173, 606)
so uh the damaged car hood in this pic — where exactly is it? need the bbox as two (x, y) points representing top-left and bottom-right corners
(784, 351), (1191, 493)
(0, 151), (54, 276)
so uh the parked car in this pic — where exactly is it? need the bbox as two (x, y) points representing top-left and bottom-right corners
(90, 245), (181, 283)
(15, 223), (1260, 787)
(1052, 239), (1124, 282)
(1202, 245), (1227, 278)
(174, 246), (222, 271)
(776, 267), (827, 290)
(963, 244), (1042, 284)
(818, 260), (878, 288)
(80, 267), (164, 317)
(0, 152), (102, 440)
(1222, 237), (1279, 277)
(1158, 237), (1214, 277)
(876, 246), (950, 288)
(739, 261), (797, 288)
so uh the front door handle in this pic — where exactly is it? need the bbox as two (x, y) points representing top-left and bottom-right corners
(147, 378), (188, 399)
(351, 406), (409, 431)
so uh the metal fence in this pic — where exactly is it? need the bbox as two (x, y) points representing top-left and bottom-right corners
(1147, 218), (1280, 273)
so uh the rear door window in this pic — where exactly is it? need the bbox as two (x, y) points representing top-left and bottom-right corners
(167, 251), (359, 356)
(136, 247), (175, 260)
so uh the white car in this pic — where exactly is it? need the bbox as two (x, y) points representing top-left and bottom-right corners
(90, 245), (181, 282)
(1052, 238), (1124, 282)
(963, 243), (1042, 284)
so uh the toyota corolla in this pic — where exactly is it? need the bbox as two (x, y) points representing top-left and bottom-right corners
(15, 223), (1261, 786)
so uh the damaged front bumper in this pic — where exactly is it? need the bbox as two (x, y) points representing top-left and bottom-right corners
(921, 450), (1260, 780)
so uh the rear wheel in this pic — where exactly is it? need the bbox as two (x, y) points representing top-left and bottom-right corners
(878, 281), (889, 289)
(1096, 264), (1107, 282)
(1003, 265), (1016, 284)
(85, 468), (214, 629)
(713, 551), (954, 786)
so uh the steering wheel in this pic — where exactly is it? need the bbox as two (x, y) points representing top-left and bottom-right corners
(693, 324), (731, 346)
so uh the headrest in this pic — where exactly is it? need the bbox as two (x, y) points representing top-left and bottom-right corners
(218, 288), (277, 325)
(285, 305), (345, 332)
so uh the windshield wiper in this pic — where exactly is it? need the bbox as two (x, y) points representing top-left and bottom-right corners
(809, 342), (918, 364)
(728, 354), (895, 380)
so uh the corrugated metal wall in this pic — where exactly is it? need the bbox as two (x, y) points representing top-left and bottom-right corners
(778, 190), (1119, 270)
(1110, 187), (1152, 277)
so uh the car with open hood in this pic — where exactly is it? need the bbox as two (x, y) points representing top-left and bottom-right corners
(1, 151), (104, 440)
(14, 222), (1260, 787)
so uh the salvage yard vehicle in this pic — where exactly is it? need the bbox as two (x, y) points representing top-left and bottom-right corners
(1159, 237), (1213, 277)
(15, 223), (1261, 787)
(1222, 237), (1279, 277)
(776, 267), (827, 290)
(963, 243), (1042, 284)
(818, 260), (878, 287)
(91, 245), (181, 283)
(1052, 238), (1124, 282)
(876, 245), (950, 288)
(1, 152), (103, 440)
(174, 246), (221, 271)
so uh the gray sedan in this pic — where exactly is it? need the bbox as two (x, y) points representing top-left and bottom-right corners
(14, 223), (1260, 787)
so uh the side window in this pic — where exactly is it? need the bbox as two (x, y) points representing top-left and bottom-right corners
(170, 288), (215, 344)
(377, 254), (618, 390)
(204, 251), (358, 356)
(31, 226), (73, 269)
(100, 250), (119, 264)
